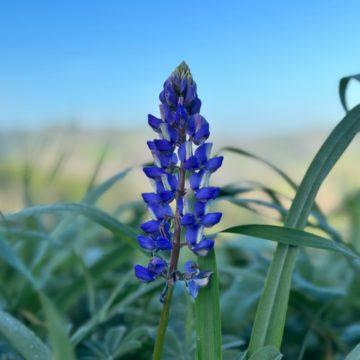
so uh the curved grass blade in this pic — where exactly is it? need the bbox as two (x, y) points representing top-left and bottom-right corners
(339, 74), (360, 112)
(83, 167), (131, 205)
(85, 144), (109, 193)
(219, 147), (297, 190)
(345, 344), (360, 360)
(3, 202), (138, 246)
(223, 224), (360, 260)
(219, 147), (334, 238)
(0, 234), (37, 288)
(195, 249), (222, 360)
(40, 294), (76, 360)
(248, 346), (282, 360)
(247, 104), (360, 355)
(0, 309), (52, 360)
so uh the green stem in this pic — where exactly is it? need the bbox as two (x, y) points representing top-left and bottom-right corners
(153, 130), (186, 359)
(247, 104), (360, 356)
(152, 285), (174, 360)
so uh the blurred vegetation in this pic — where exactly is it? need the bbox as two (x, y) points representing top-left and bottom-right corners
(0, 125), (359, 359)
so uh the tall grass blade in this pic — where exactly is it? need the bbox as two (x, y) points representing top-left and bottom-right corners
(247, 104), (360, 355)
(40, 294), (76, 360)
(3, 202), (138, 245)
(195, 249), (222, 360)
(345, 344), (360, 360)
(223, 224), (360, 260)
(339, 74), (360, 112)
(0, 309), (52, 360)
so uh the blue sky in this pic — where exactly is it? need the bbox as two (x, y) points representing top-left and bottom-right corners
(0, 0), (360, 135)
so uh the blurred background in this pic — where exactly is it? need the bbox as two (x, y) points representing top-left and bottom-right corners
(1, 2), (360, 359)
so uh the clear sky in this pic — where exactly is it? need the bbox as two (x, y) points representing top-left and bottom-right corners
(1, 0), (360, 135)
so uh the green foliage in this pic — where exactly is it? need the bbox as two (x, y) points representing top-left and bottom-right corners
(0, 71), (359, 360)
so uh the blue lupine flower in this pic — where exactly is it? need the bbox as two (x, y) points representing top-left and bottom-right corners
(183, 261), (213, 299)
(134, 62), (223, 300)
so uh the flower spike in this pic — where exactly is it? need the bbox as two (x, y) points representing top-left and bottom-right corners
(134, 62), (223, 300)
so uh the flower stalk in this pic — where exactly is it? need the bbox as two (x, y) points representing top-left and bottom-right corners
(133, 62), (223, 357)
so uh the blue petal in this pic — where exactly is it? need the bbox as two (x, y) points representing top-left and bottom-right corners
(154, 139), (174, 152)
(189, 98), (201, 114)
(134, 265), (155, 282)
(160, 103), (176, 124)
(204, 156), (223, 173)
(195, 143), (213, 164)
(160, 123), (179, 143)
(164, 82), (177, 106)
(159, 89), (166, 103)
(140, 220), (161, 233)
(180, 213), (196, 226)
(184, 156), (199, 171)
(192, 271), (213, 287)
(194, 201), (206, 218)
(193, 122), (210, 145)
(195, 187), (220, 202)
(187, 280), (199, 299)
(176, 105), (188, 126)
(155, 236), (173, 250)
(148, 203), (173, 220)
(184, 261), (198, 274)
(161, 174), (178, 191)
(185, 84), (197, 105)
(142, 192), (161, 204)
(148, 114), (162, 132)
(199, 212), (222, 227)
(159, 190), (175, 203)
(143, 166), (164, 179)
(148, 256), (167, 275)
(137, 236), (156, 250)
(180, 77), (187, 94)
(147, 141), (156, 151)
(189, 171), (203, 190)
(157, 153), (173, 168)
(185, 225), (203, 246)
(178, 141), (192, 162)
(191, 239), (214, 256)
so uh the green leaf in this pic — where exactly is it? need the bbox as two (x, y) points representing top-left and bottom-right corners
(219, 148), (337, 241)
(0, 234), (37, 288)
(4, 202), (138, 246)
(40, 294), (76, 360)
(195, 249), (222, 360)
(339, 74), (360, 112)
(247, 103), (360, 355)
(0, 309), (52, 360)
(345, 344), (360, 360)
(219, 147), (297, 190)
(83, 167), (131, 205)
(223, 224), (360, 260)
(248, 346), (282, 360)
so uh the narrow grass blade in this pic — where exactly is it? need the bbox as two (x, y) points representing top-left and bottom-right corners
(3, 202), (138, 244)
(223, 224), (360, 260)
(247, 104), (360, 355)
(339, 74), (360, 112)
(345, 344), (360, 360)
(85, 144), (109, 193)
(219, 147), (297, 190)
(219, 148), (333, 236)
(0, 309), (52, 360)
(0, 234), (37, 287)
(195, 249), (222, 360)
(40, 294), (76, 360)
(83, 167), (131, 205)
(248, 346), (282, 360)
